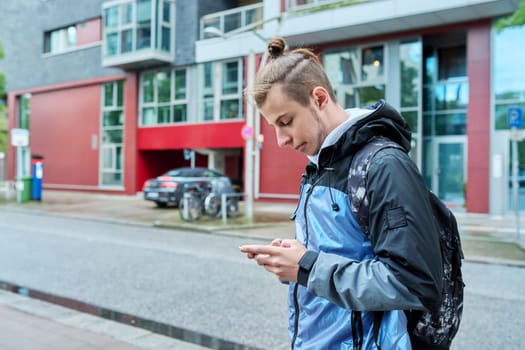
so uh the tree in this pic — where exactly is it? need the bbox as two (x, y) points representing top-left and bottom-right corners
(0, 40), (5, 100)
(495, 0), (525, 29)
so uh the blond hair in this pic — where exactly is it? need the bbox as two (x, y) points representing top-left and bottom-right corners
(247, 37), (336, 108)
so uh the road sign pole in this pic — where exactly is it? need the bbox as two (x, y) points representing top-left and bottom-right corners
(511, 129), (520, 238)
(508, 107), (523, 239)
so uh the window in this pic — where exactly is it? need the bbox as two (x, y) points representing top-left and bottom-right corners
(173, 69), (187, 122)
(323, 44), (386, 109)
(44, 25), (77, 54)
(400, 39), (422, 165)
(221, 61), (242, 120)
(101, 81), (124, 186)
(423, 44), (468, 136)
(197, 60), (243, 122)
(493, 25), (525, 130)
(140, 68), (188, 126)
(198, 63), (215, 121)
(139, 60), (244, 126)
(361, 45), (384, 83)
(103, 0), (173, 57)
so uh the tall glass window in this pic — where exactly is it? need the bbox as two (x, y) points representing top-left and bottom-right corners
(493, 25), (525, 130)
(422, 39), (468, 202)
(173, 69), (187, 122)
(323, 44), (386, 109)
(400, 39), (422, 165)
(198, 63), (215, 121)
(423, 45), (468, 137)
(196, 59), (244, 122)
(101, 81), (124, 186)
(493, 25), (525, 210)
(221, 61), (242, 120)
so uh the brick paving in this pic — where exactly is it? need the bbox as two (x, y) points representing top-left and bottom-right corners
(0, 291), (209, 350)
(0, 304), (143, 350)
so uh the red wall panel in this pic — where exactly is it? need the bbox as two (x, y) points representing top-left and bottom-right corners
(137, 122), (245, 150)
(258, 120), (307, 197)
(77, 18), (101, 46)
(466, 21), (491, 213)
(30, 85), (101, 186)
(123, 73), (138, 194)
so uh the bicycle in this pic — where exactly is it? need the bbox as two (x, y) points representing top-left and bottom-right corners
(204, 192), (240, 219)
(178, 183), (208, 222)
(179, 182), (240, 222)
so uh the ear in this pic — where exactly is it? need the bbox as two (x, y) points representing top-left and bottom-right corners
(312, 87), (329, 110)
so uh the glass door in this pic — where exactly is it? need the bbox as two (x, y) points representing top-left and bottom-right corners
(434, 138), (466, 206)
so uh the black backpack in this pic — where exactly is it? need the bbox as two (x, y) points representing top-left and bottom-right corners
(348, 136), (465, 349)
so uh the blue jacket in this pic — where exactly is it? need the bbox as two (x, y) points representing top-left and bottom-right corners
(289, 100), (442, 350)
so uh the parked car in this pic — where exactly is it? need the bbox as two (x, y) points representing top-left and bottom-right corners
(142, 167), (237, 208)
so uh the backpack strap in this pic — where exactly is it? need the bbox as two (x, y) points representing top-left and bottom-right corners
(348, 136), (404, 237)
(347, 137), (404, 348)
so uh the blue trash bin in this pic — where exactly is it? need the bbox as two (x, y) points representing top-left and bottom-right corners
(31, 156), (44, 201)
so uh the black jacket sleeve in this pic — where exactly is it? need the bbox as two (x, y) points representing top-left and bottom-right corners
(366, 148), (443, 310)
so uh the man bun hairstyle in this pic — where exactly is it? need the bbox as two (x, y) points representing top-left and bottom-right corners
(268, 37), (286, 59)
(246, 37), (336, 109)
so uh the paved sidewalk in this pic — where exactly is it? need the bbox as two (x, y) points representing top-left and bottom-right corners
(0, 291), (208, 350)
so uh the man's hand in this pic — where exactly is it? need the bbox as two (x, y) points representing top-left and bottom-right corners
(239, 239), (307, 282)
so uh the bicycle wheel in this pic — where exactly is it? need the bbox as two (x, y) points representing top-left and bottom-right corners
(204, 193), (221, 218)
(179, 194), (203, 222)
(226, 198), (240, 218)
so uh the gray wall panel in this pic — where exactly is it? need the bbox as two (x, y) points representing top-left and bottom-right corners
(0, 0), (122, 92)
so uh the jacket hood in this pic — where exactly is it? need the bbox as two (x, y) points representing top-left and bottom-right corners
(317, 100), (412, 168)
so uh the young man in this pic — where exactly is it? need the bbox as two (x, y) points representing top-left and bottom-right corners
(240, 38), (443, 350)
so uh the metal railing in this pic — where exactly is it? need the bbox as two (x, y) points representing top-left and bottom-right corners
(286, 0), (371, 12)
(200, 3), (263, 39)
(0, 181), (16, 200)
(219, 192), (244, 224)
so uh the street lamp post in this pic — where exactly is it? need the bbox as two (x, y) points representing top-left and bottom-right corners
(244, 49), (256, 220)
(203, 16), (281, 220)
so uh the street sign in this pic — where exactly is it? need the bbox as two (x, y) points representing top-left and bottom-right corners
(183, 149), (192, 160)
(241, 125), (254, 140)
(508, 107), (523, 128)
(10, 128), (29, 147)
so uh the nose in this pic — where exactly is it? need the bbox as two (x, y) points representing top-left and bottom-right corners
(276, 128), (292, 148)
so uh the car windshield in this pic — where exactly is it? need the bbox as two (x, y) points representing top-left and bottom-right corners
(164, 168), (223, 178)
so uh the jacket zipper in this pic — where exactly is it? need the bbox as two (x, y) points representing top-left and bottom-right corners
(291, 184), (314, 349)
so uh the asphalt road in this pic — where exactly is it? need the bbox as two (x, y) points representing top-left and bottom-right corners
(0, 210), (290, 350)
(0, 209), (524, 349)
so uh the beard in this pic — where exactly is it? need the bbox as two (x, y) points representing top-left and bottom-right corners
(308, 106), (328, 156)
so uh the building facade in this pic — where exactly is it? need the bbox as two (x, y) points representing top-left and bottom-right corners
(1, 0), (524, 214)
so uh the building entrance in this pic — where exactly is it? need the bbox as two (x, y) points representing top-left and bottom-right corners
(433, 137), (466, 207)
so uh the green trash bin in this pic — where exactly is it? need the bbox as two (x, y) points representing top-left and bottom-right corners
(17, 177), (32, 203)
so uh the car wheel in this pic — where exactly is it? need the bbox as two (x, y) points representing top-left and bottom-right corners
(155, 202), (167, 208)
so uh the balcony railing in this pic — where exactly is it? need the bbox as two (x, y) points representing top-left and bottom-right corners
(286, 0), (370, 12)
(200, 3), (263, 40)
